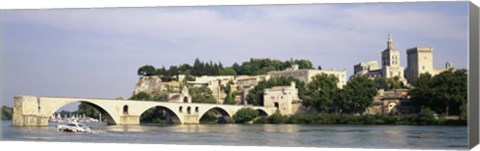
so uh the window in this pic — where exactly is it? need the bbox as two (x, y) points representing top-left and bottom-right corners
(187, 107), (191, 114)
(123, 105), (129, 115)
(195, 107), (199, 112)
(179, 106), (183, 113)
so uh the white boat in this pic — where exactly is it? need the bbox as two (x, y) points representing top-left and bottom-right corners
(56, 122), (92, 133)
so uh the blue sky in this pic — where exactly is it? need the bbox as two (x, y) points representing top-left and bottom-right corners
(0, 2), (469, 110)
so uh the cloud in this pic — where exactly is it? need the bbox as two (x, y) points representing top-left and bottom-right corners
(0, 2), (469, 108)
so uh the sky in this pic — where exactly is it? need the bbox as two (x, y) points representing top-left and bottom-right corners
(0, 2), (469, 110)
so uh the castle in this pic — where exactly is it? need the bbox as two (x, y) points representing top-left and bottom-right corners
(353, 33), (453, 84)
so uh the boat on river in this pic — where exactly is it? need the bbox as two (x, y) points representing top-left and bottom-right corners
(56, 122), (92, 133)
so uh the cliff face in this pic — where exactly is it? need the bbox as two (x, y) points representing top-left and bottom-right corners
(132, 76), (163, 96)
(132, 76), (181, 96)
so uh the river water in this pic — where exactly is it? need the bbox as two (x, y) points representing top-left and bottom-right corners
(0, 121), (467, 150)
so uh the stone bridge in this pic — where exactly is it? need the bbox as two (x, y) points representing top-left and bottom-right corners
(12, 95), (276, 127)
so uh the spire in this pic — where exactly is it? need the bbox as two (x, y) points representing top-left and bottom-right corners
(387, 32), (393, 50)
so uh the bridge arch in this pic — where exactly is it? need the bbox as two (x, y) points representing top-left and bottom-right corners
(48, 100), (118, 125)
(198, 106), (234, 124)
(138, 105), (183, 124)
(256, 109), (269, 116)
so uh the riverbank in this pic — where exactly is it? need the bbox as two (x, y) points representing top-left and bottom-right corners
(252, 113), (467, 126)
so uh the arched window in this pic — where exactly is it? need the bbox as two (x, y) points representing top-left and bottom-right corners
(123, 105), (129, 115)
(179, 106), (183, 113)
(195, 107), (199, 112)
(183, 97), (188, 103)
(187, 106), (191, 114)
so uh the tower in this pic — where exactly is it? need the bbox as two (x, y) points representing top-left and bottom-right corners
(381, 33), (404, 79)
(405, 47), (434, 83)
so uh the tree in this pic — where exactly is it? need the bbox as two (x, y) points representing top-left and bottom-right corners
(409, 69), (467, 116)
(387, 76), (405, 89)
(409, 73), (433, 109)
(337, 76), (377, 114)
(1, 106), (13, 120)
(137, 65), (157, 76)
(77, 103), (101, 119)
(375, 77), (389, 90)
(219, 67), (237, 75)
(189, 87), (217, 103)
(223, 81), (236, 105)
(303, 74), (339, 113)
(129, 92), (152, 101)
(429, 69), (467, 116)
(232, 108), (258, 123)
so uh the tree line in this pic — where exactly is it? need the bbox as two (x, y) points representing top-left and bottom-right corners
(137, 58), (315, 81)
(246, 74), (378, 114)
(246, 68), (467, 118)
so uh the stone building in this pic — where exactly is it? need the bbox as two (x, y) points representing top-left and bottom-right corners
(187, 75), (235, 104)
(381, 33), (405, 81)
(353, 33), (407, 84)
(354, 60), (380, 75)
(263, 82), (305, 115)
(167, 86), (192, 103)
(365, 89), (415, 115)
(235, 75), (270, 104)
(405, 46), (453, 83)
(268, 65), (347, 88)
(353, 60), (382, 79)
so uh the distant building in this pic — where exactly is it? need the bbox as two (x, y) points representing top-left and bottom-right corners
(268, 65), (347, 88)
(353, 33), (406, 84)
(405, 46), (453, 83)
(381, 33), (405, 81)
(167, 86), (192, 103)
(263, 82), (304, 115)
(353, 60), (382, 79)
(354, 60), (380, 75)
(186, 75), (235, 104)
(235, 75), (270, 104)
(365, 89), (415, 115)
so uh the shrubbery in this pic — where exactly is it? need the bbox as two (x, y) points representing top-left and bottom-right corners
(232, 108), (258, 123)
(1, 106), (13, 120)
(252, 113), (465, 126)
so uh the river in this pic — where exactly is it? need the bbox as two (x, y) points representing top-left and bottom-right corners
(0, 121), (467, 150)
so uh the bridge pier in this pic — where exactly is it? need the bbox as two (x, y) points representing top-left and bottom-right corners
(119, 115), (140, 125)
(183, 115), (200, 124)
(12, 96), (50, 127)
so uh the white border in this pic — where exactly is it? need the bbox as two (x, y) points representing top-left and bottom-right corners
(0, 0), (478, 151)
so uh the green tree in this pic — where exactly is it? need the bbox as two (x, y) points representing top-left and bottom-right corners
(129, 92), (152, 101)
(430, 69), (467, 116)
(219, 67), (237, 75)
(410, 69), (467, 116)
(189, 87), (217, 103)
(232, 108), (258, 123)
(303, 74), (339, 113)
(77, 103), (102, 119)
(409, 73), (433, 109)
(375, 77), (390, 90)
(223, 81), (237, 104)
(1, 106), (13, 120)
(337, 76), (377, 114)
(137, 65), (157, 76)
(387, 76), (405, 89)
